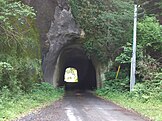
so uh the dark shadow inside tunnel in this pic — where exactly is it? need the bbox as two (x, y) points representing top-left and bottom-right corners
(56, 45), (97, 91)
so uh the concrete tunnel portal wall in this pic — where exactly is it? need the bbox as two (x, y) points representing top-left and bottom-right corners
(53, 45), (97, 90)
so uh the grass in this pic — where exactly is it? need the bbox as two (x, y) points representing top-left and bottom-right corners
(0, 83), (64, 121)
(96, 91), (162, 121)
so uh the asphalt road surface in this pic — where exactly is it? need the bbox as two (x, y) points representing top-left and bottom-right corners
(15, 91), (148, 121)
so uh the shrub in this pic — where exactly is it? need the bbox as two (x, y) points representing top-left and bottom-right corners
(102, 78), (129, 92)
(104, 71), (116, 80)
(129, 77), (162, 101)
(0, 58), (42, 92)
(137, 56), (160, 80)
(0, 62), (18, 92)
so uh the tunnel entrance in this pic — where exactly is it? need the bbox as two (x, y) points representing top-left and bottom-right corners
(55, 45), (97, 91)
(64, 67), (79, 90)
(64, 67), (78, 83)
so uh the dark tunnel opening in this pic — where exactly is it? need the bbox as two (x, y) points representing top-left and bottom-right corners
(57, 45), (97, 91)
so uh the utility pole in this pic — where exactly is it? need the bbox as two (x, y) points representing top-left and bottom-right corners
(130, 0), (138, 91)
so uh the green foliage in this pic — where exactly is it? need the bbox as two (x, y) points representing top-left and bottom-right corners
(101, 71), (129, 93)
(129, 79), (162, 102)
(0, 0), (37, 52)
(0, 0), (38, 56)
(0, 1), (35, 26)
(0, 0), (41, 92)
(104, 71), (116, 80)
(104, 78), (129, 92)
(101, 67), (161, 101)
(115, 16), (161, 81)
(0, 59), (42, 92)
(115, 16), (162, 63)
(0, 62), (13, 71)
(129, 69), (162, 102)
(0, 62), (18, 92)
(115, 42), (132, 64)
(136, 56), (160, 80)
(138, 16), (162, 65)
(0, 83), (64, 121)
(32, 82), (62, 93)
(137, 16), (162, 49)
(104, 71), (127, 80)
(70, 0), (134, 62)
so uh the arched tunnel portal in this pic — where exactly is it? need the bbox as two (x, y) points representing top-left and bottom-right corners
(23, 0), (104, 90)
(53, 44), (97, 90)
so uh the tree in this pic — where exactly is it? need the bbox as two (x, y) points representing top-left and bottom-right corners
(70, 0), (134, 63)
(139, 0), (162, 23)
(0, 0), (41, 92)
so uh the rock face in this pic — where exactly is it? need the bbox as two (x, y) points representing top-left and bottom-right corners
(23, 0), (58, 58)
(32, 0), (57, 56)
(43, 2), (81, 83)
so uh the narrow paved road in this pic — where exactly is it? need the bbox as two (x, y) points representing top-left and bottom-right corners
(15, 91), (148, 121)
